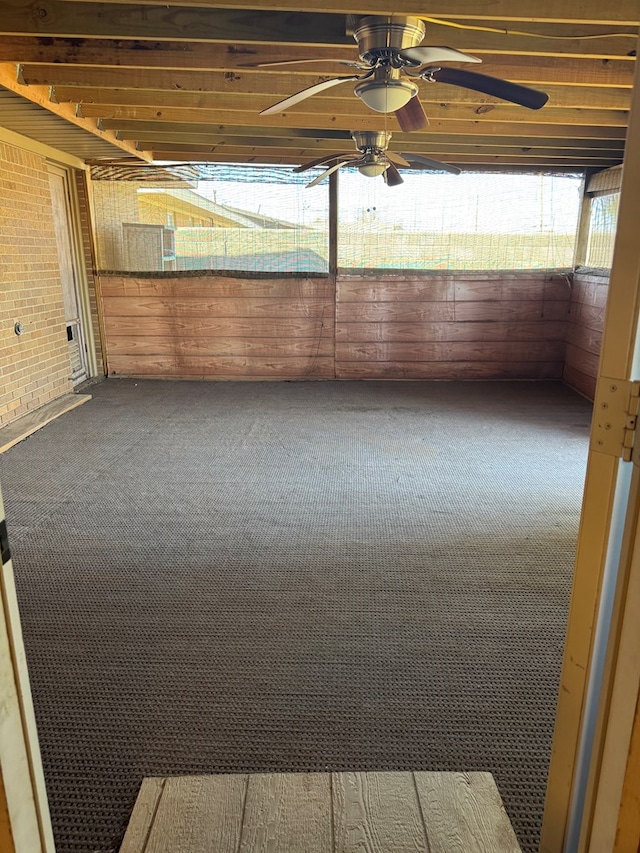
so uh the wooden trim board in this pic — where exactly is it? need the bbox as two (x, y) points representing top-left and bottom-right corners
(0, 394), (91, 454)
(119, 771), (521, 853)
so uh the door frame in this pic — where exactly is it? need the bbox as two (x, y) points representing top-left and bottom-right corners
(47, 162), (98, 381)
(2, 57), (640, 853)
(541, 38), (640, 853)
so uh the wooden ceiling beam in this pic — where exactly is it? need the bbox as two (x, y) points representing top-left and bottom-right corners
(0, 7), (637, 58)
(126, 130), (625, 152)
(18, 57), (637, 90)
(0, 61), (150, 160)
(141, 140), (623, 159)
(0, 5), (351, 45)
(80, 102), (630, 128)
(142, 151), (619, 167)
(48, 0), (640, 26)
(104, 118), (628, 140)
(1, 36), (637, 68)
(49, 83), (633, 111)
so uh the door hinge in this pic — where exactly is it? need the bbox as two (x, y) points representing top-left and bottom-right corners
(591, 377), (640, 462)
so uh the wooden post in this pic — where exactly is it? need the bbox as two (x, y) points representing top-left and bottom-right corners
(329, 169), (338, 278)
(0, 486), (55, 853)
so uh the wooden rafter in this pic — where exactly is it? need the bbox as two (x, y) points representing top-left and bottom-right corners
(0, 2), (635, 168)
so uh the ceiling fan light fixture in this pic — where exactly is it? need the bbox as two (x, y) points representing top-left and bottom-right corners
(358, 161), (388, 178)
(354, 78), (418, 113)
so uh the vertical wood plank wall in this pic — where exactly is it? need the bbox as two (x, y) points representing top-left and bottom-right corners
(99, 271), (575, 382)
(562, 272), (609, 399)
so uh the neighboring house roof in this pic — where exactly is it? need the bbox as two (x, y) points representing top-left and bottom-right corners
(137, 187), (299, 229)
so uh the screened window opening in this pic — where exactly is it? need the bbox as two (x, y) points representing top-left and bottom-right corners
(586, 193), (620, 269)
(90, 164), (584, 274)
(90, 165), (329, 273)
(337, 170), (582, 271)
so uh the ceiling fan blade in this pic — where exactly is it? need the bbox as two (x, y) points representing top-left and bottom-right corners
(394, 96), (429, 132)
(386, 151), (411, 168)
(384, 162), (404, 187)
(431, 67), (549, 110)
(402, 153), (461, 175)
(260, 75), (361, 116)
(306, 159), (354, 188)
(240, 58), (367, 69)
(294, 152), (352, 173)
(400, 46), (482, 66)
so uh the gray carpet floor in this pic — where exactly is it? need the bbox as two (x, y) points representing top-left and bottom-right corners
(0, 379), (591, 853)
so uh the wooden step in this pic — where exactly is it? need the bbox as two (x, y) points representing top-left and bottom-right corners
(0, 393), (91, 454)
(120, 770), (522, 852)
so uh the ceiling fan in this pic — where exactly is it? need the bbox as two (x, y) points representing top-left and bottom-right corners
(248, 16), (549, 132)
(296, 131), (461, 187)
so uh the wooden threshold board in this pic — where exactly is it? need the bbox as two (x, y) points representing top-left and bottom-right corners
(120, 771), (522, 853)
(0, 393), (91, 454)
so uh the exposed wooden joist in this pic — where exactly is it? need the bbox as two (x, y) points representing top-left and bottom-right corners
(0, 4), (351, 45)
(81, 102), (629, 128)
(128, 131), (625, 152)
(106, 118), (628, 140)
(49, 83), (633, 111)
(2, 36), (637, 68)
(0, 5), (637, 56)
(142, 150), (619, 167)
(0, 62), (150, 160)
(141, 141), (622, 160)
(46, 0), (640, 26)
(13, 55), (634, 92)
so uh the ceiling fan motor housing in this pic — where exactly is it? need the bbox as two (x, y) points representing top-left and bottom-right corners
(353, 16), (426, 64)
(351, 131), (392, 153)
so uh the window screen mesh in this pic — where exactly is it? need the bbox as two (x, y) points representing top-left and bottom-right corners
(90, 165), (329, 273)
(337, 170), (582, 270)
(586, 193), (620, 269)
(90, 164), (582, 273)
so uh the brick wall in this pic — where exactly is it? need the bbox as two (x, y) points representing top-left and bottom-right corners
(0, 142), (72, 426)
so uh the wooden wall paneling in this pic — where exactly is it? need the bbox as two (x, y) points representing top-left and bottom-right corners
(107, 355), (334, 378)
(106, 336), (335, 358)
(453, 301), (570, 322)
(336, 321), (568, 343)
(336, 341), (566, 363)
(100, 275), (334, 299)
(100, 274), (336, 380)
(334, 273), (569, 380)
(337, 279), (455, 302)
(102, 296), (332, 319)
(101, 272), (574, 383)
(103, 315), (334, 339)
(563, 272), (609, 399)
(336, 361), (563, 380)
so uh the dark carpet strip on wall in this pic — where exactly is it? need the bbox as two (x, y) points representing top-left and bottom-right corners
(0, 380), (591, 853)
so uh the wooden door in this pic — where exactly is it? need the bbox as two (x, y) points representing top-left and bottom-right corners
(48, 166), (88, 385)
